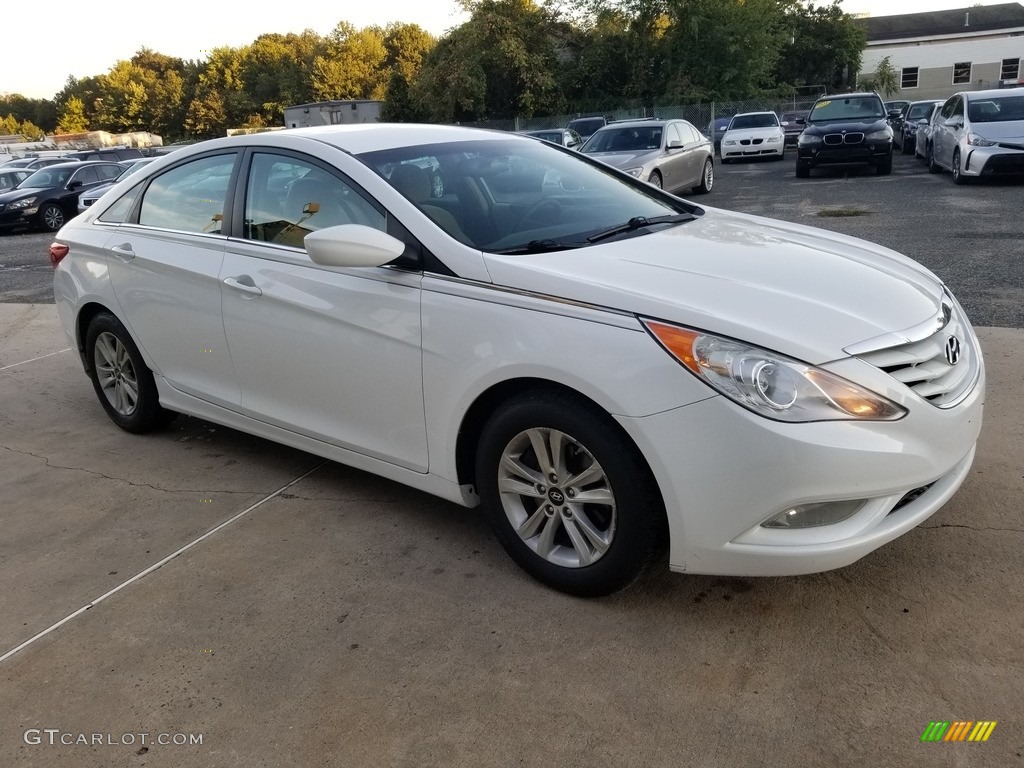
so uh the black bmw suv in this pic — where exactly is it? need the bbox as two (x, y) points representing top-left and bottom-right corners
(796, 92), (893, 178)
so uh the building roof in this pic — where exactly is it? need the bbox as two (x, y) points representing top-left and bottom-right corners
(859, 2), (1024, 42)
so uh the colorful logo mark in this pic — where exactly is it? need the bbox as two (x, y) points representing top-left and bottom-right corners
(920, 721), (996, 742)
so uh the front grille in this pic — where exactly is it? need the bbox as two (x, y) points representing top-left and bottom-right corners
(855, 298), (979, 408)
(824, 133), (864, 145)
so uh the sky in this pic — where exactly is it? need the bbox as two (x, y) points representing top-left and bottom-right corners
(0, 0), (1015, 100)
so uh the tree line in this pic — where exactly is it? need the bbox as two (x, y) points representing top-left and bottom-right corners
(0, 0), (864, 142)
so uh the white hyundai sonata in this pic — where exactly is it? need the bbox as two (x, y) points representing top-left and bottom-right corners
(51, 124), (984, 596)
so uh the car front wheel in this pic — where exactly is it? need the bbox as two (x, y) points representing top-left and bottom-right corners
(647, 170), (663, 189)
(475, 390), (666, 596)
(952, 149), (970, 185)
(85, 312), (177, 433)
(38, 203), (66, 232)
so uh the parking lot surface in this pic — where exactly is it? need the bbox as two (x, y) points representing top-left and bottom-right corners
(1, 152), (1022, 767)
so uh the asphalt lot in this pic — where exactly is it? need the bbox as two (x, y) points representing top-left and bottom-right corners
(1, 151), (1022, 767)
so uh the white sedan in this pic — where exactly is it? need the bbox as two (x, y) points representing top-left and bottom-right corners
(720, 111), (786, 162)
(51, 124), (984, 596)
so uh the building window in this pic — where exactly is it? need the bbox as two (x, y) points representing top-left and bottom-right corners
(901, 67), (919, 89)
(1002, 58), (1021, 81)
(952, 62), (972, 84)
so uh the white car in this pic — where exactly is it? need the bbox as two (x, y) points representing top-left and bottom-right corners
(51, 124), (984, 596)
(928, 87), (1024, 183)
(720, 112), (786, 162)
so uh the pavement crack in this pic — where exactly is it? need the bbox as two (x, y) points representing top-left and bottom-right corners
(1, 445), (257, 495)
(918, 523), (1024, 534)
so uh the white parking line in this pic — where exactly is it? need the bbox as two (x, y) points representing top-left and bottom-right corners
(0, 461), (328, 664)
(0, 348), (72, 372)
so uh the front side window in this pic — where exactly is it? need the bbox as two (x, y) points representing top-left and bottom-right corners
(70, 167), (100, 186)
(96, 164), (122, 181)
(243, 153), (384, 248)
(901, 67), (919, 89)
(139, 153), (236, 234)
(21, 168), (73, 188)
(953, 62), (972, 85)
(907, 102), (934, 120)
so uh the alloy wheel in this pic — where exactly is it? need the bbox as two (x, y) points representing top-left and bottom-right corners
(93, 331), (139, 416)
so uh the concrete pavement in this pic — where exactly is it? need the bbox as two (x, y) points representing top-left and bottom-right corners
(1, 303), (1021, 767)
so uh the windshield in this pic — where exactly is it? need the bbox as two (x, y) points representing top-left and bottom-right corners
(568, 118), (605, 135)
(907, 103), (936, 120)
(809, 97), (884, 122)
(357, 138), (693, 253)
(728, 113), (779, 130)
(20, 168), (73, 188)
(968, 95), (1024, 123)
(581, 126), (663, 153)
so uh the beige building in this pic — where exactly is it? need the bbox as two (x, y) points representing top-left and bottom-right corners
(283, 101), (382, 129)
(858, 3), (1024, 100)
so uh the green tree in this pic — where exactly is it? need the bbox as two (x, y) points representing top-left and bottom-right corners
(860, 55), (899, 97)
(56, 96), (90, 133)
(775, 2), (865, 91)
(312, 23), (388, 101)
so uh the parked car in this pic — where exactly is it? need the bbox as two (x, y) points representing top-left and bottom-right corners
(914, 103), (944, 161)
(566, 116), (609, 141)
(580, 119), (714, 194)
(796, 92), (893, 178)
(885, 100), (911, 122)
(0, 161), (123, 232)
(0, 167), (33, 192)
(0, 156), (77, 170)
(707, 117), (732, 154)
(521, 129), (583, 150)
(895, 100), (944, 154)
(719, 111), (785, 162)
(78, 157), (161, 213)
(51, 124), (983, 596)
(927, 88), (1024, 183)
(67, 147), (144, 163)
(779, 110), (809, 145)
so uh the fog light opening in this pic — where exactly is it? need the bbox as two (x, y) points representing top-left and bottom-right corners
(762, 499), (865, 529)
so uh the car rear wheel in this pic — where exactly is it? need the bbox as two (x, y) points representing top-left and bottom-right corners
(38, 203), (66, 232)
(85, 312), (177, 433)
(647, 171), (662, 189)
(693, 158), (714, 194)
(927, 144), (942, 174)
(475, 390), (666, 596)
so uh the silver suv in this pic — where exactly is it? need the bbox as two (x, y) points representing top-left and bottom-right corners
(927, 87), (1024, 184)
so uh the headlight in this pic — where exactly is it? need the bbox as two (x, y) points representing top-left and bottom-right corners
(967, 132), (996, 147)
(766, 135), (782, 143)
(866, 129), (891, 141)
(798, 134), (822, 146)
(643, 321), (906, 422)
(9, 197), (37, 210)
(723, 139), (737, 146)
(622, 166), (644, 177)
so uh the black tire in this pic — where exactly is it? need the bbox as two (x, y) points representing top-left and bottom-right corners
(475, 390), (666, 597)
(795, 160), (810, 178)
(876, 153), (893, 175)
(647, 170), (663, 189)
(85, 312), (177, 433)
(927, 144), (941, 174)
(38, 203), (66, 233)
(952, 149), (969, 185)
(692, 158), (714, 194)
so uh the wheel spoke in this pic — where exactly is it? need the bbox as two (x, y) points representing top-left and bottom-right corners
(547, 429), (568, 480)
(527, 428), (556, 479)
(498, 473), (544, 499)
(517, 507), (548, 539)
(120, 378), (139, 409)
(567, 506), (612, 555)
(571, 485), (614, 505)
(96, 335), (117, 367)
(535, 511), (561, 560)
(97, 370), (117, 390)
(561, 515), (596, 566)
(114, 382), (126, 413)
(499, 453), (543, 489)
(564, 460), (603, 489)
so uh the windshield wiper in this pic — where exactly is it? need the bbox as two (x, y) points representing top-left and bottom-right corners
(586, 213), (695, 244)
(493, 239), (585, 255)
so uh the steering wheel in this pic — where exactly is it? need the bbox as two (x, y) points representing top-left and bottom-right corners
(516, 197), (564, 229)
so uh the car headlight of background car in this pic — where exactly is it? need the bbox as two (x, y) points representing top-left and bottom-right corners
(866, 129), (892, 141)
(798, 134), (822, 146)
(6, 197), (37, 211)
(644, 320), (906, 422)
(623, 166), (645, 177)
(966, 132), (996, 147)
(723, 139), (737, 146)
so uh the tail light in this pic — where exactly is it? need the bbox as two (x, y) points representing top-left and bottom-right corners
(49, 242), (69, 267)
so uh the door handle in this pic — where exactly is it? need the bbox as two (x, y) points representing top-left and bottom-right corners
(223, 276), (263, 297)
(110, 243), (135, 260)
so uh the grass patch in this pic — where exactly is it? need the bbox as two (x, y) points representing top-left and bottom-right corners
(817, 207), (869, 218)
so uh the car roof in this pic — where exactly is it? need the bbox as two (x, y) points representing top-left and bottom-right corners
(596, 119), (669, 129)
(821, 92), (880, 101)
(240, 124), (529, 155)
(731, 111), (777, 118)
(31, 160), (124, 172)
(962, 87), (1024, 100)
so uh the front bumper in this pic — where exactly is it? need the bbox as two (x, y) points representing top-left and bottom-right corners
(960, 145), (1024, 177)
(798, 142), (891, 168)
(615, 357), (984, 577)
(0, 207), (37, 228)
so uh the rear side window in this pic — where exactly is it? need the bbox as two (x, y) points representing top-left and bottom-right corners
(139, 153), (237, 234)
(98, 185), (143, 224)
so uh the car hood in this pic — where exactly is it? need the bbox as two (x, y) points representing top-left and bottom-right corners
(971, 121), (1024, 142)
(482, 207), (945, 364)
(582, 150), (657, 169)
(723, 127), (782, 140)
(0, 186), (48, 203)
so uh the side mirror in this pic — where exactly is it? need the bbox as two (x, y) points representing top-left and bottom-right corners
(305, 224), (406, 268)
(668, 140), (683, 149)
(795, 117), (806, 125)
(888, 109), (902, 119)
(944, 116), (963, 128)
